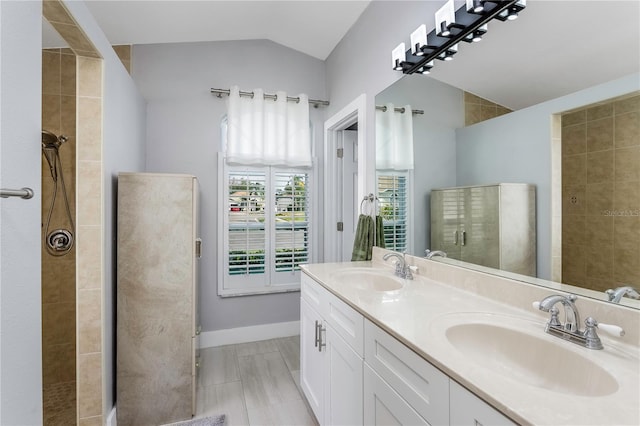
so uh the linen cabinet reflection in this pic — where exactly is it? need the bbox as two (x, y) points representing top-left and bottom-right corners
(431, 183), (536, 276)
(116, 173), (201, 426)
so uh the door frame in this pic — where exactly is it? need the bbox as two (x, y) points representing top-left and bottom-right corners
(323, 94), (367, 263)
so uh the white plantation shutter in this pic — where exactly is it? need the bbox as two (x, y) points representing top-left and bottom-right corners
(220, 161), (311, 296)
(273, 172), (309, 271)
(227, 171), (267, 279)
(273, 172), (310, 281)
(377, 173), (409, 252)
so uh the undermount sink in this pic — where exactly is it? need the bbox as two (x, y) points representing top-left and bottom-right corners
(331, 268), (404, 292)
(441, 317), (619, 397)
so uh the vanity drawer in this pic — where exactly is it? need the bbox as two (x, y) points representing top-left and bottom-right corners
(324, 287), (364, 357)
(450, 380), (516, 426)
(364, 319), (450, 426)
(301, 273), (325, 315)
(301, 272), (364, 357)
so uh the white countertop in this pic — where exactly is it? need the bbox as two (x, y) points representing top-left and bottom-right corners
(301, 260), (640, 426)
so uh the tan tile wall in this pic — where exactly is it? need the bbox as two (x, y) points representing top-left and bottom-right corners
(43, 1), (104, 424)
(551, 114), (562, 282)
(464, 91), (512, 126)
(76, 55), (104, 424)
(44, 0), (100, 58)
(112, 45), (132, 74)
(561, 93), (640, 293)
(41, 48), (77, 412)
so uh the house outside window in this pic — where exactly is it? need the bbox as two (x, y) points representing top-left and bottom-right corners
(218, 114), (313, 296)
(377, 172), (410, 253)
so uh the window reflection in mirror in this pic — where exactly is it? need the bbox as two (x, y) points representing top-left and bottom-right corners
(375, 74), (639, 309)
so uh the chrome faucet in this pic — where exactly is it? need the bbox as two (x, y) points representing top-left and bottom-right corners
(383, 251), (413, 280)
(534, 294), (625, 350)
(425, 249), (447, 259)
(605, 286), (640, 303)
(537, 294), (581, 333)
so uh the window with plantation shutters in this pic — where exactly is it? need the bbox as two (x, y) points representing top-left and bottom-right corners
(274, 172), (310, 273)
(227, 171), (267, 277)
(220, 162), (311, 296)
(377, 172), (410, 253)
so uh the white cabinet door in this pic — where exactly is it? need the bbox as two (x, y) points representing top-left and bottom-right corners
(364, 320), (449, 425)
(364, 364), (429, 426)
(450, 380), (516, 426)
(300, 297), (325, 424)
(324, 323), (363, 426)
(325, 288), (365, 357)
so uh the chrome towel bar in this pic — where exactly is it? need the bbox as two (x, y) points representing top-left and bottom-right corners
(1, 187), (34, 199)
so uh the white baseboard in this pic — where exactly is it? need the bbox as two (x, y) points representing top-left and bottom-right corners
(199, 320), (300, 348)
(106, 405), (117, 426)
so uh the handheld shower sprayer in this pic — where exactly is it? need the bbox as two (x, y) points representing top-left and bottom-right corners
(41, 130), (74, 255)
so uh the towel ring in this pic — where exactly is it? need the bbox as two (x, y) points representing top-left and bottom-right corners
(360, 193), (379, 215)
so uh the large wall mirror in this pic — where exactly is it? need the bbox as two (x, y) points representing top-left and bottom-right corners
(374, 1), (639, 309)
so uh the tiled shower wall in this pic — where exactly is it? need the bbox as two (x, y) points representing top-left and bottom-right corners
(464, 91), (512, 126)
(41, 47), (77, 426)
(43, 0), (104, 424)
(76, 54), (104, 425)
(561, 93), (640, 292)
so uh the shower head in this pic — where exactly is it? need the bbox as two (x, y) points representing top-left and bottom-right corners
(41, 130), (68, 149)
(42, 130), (68, 181)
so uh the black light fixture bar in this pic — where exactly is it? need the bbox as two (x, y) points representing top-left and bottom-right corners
(399, 0), (525, 75)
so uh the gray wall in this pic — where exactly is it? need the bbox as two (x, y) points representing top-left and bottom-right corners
(0, 1), (147, 417)
(456, 73), (640, 280)
(63, 0), (148, 411)
(326, 1), (447, 192)
(375, 76), (464, 256)
(0, 1), (43, 422)
(327, 1), (640, 281)
(132, 40), (326, 332)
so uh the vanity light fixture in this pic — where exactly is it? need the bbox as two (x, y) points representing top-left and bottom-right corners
(392, 42), (407, 71)
(467, 0), (485, 14)
(435, 0), (456, 37)
(392, 0), (526, 75)
(465, 24), (488, 42)
(418, 61), (434, 74)
(439, 43), (458, 61)
(504, 7), (520, 20)
(411, 24), (428, 56)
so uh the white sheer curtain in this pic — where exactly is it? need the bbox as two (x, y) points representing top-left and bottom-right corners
(226, 86), (312, 167)
(375, 103), (414, 170)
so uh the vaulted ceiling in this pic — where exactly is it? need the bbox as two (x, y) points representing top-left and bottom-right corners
(42, 1), (640, 110)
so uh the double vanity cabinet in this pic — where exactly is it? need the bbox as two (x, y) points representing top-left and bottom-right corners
(300, 257), (640, 426)
(300, 271), (514, 426)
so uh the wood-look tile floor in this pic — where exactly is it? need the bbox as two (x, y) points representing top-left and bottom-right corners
(195, 335), (318, 426)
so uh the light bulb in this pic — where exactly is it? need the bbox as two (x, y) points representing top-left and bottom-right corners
(440, 21), (451, 37)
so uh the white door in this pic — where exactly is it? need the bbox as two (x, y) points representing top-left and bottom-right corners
(339, 129), (358, 261)
(363, 364), (429, 426)
(324, 323), (363, 426)
(300, 298), (325, 424)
